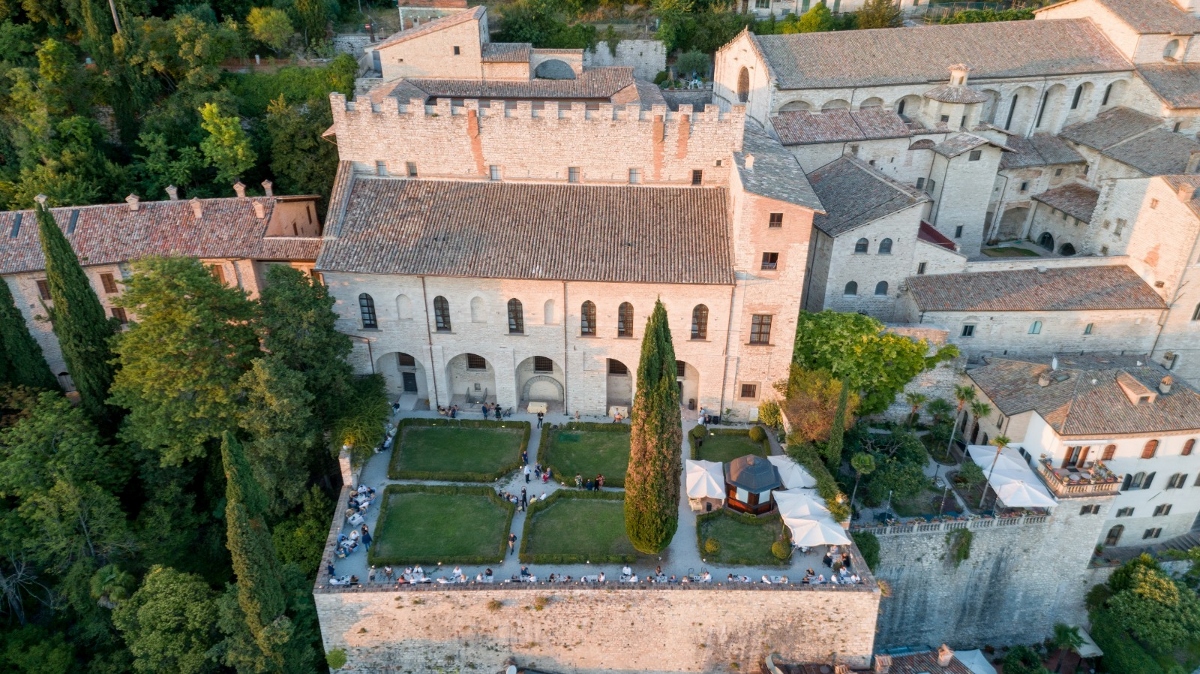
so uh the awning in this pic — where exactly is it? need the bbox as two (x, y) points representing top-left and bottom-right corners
(955, 649), (997, 674)
(774, 488), (830, 519)
(685, 460), (725, 500)
(768, 455), (818, 489)
(1073, 626), (1104, 658)
(967, 445), (1057, 508)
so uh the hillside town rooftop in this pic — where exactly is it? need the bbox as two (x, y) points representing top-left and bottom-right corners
(1059, 106), (1163, 150)
(1136, 63), (1200, 109)
(735, 126), (824, 211)
(1036, 0), (1200, 34)
(770, 108), (915, 146)
(999, 134), (1086, 170)
(1032, 183), (1100, 223)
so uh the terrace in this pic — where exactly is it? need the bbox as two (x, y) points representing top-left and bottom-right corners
(1036, 457), (1122, 498)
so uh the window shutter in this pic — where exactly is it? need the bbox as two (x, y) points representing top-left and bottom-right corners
(1143, 472), (1155, 489)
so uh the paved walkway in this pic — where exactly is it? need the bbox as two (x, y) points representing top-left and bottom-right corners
(329, 408), (850, 586)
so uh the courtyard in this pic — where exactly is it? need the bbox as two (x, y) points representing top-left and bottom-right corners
(538, 423), (630, 487)
(388, 421), (527, 481)
(696, 510), (789, 567)
(520, 492), (639, 564)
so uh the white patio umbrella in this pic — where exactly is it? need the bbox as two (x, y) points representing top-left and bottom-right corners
(767, 455), (818, 489)
(966, 445), (1029, 475)
(988, 471), (1057, 508)
(773, 488), (830, 519)
(685, 460), (725, 500)
(783, 515), (851, 547)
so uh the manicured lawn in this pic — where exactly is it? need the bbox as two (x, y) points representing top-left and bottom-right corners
(521, 495), (637, 563)
(369, 489), (512, 565)
(696, 512), (787, 566)
(981, 246), (1041, 258)
(696, 431), (768, 464)
(389, 425), (524, 481)
(540, 427), (630, 487)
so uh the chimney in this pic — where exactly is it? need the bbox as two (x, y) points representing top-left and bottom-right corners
(872, 654), (892, 674)
(166, 185), (179, 201)
(125, 194), (140, 212)
(937, 644), (954, 668)
(233, 181), (246, 198)
(253, 202), (265, 219)
(261, 180), (274, 197)
(744, 155), (755, 170)
(1178, 182), (1196, 202)
(949, 63), (971, 86)
(190, 197), (203, 219)
(1038, 372), (1052, 387)
(1160, 375), (1174, 394)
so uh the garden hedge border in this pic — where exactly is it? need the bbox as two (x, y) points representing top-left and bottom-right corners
(368, 483), (516, 566)
(538, 422), (630, 488)
(518, 489), (636, 565)
(687, 425), (770, 460)
(387, 417), (531, 482)
(694, 508), (789, 567)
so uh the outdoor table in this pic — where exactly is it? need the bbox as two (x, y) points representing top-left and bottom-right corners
(527, 402), (548, 414)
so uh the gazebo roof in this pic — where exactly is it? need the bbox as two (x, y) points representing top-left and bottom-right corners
(724, 455), (782, 492)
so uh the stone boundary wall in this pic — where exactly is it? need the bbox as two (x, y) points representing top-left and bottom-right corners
(963, 253), (1132, 272)
(661, 89), (714, 112)
(582, 40), (666, 81)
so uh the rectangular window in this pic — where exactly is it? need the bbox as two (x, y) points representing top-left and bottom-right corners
(209, 264), (225, 284)
(628, 169), (640, 184)
(968, 150), (982, 161)
(917, 262), (927, 275)
(1079, 504), (1100, 515)
(568, 167), (580, 183)
(36, 279), (51, 300)
(954, 226), (964, 238)
(691, 169), (703, 186)
(489, 165), (501, 181)
(466, 354), (487, 370)
(406, 162), (418, 177)
(928, 179), (937, 193)
(740, 383), (758, 399)
(749, 315), (772, 344)
(1084, 323), (1094, 335)
(100, 273), (118, 294)
(533, 356), (554, 373)
(1143, 528), (1162, 539)
(761, 252), (779, 270)
(1150, 198), (1159, 209)
(755, 0), (769, 8)
(453, 46), (460, 55)
(1154, 504), (1173, 517)
(916, 177), (925, 190)
(769, 212), (783, 228)
(1116, 507), (1134, 517)
(398, 353), (416, 366)
(376, 161), (388, 176)
(1020, 181), (1029, 192)
(676, 360), (686, 378)
(111, 307), (128, 324)
(1115, 218), (1126, 237)
(608, 359), (628, 375)
(9, 212), (22, 238)
(961, 324), (975, 337)
(939, 114), (950, 123)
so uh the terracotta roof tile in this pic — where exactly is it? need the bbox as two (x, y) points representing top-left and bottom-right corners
(481, 42), (531, 63)
(373, 6), (484, 49)
(771, 108), (914, 145)
(808, 156), (926, 237)
(932, 132), (997, 158)
(1060, 106), (1162, 150)
(1137, 63), (1200, 109)
(887, 651), (974, 674)
(1000, 134), (1085, 169)
(923, 83), (990, 104)
(735, 127), (824, 211)
(907, 265), (1165, 312)
(397, 67), (638, 101)
(317, 177), (734, 284)
(1033, 182), (1100, 222)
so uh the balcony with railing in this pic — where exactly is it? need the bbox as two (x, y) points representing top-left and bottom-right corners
(1036, 458), (1122, 498)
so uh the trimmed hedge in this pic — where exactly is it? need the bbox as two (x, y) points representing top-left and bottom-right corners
(368, 484), (516, 566)
(687, 425), (769, 460)
(787, 443), (851, 522)
(519, 489), (636, 564)
(539, 422), (631, 488)
(387, 417), (531, 482)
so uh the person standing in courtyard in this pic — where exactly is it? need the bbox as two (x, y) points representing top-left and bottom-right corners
(508, 532), (517, 555)
(537, 411), (544, 428)
(524, 465), (531, 483)
(521, 449), (528, 465)
(495, 405), (502, 420)
(521, 488), (528, 508)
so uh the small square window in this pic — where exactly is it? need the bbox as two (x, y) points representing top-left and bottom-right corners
(968, 150), (982, 161)
(1084, 323), (1093, 335)
(376, 161), (388, 176)
(100, 273), (118, 294)
(940, 114), (950, 123)
(755, 0), (769, 7)
(676, 361), (686, 377)
(1055, 168), (1063, 177)
(628, 169), (640, 184)
(489, 165), (501, 181)
(36, 279), (51, 301)
(691, 169), (704, 186)
(453, 46), (461, 55)
(406, 162), (418, 177)
(916, 177), (925, 190)
(533, 356), (554, 372)
(954, 225), (964, 238)
(1020, 181), (1029, 192)
(961, 324), (975, 337)
(111, 307), (128, 324)
(917, 262), (927, 275)
(1100, 246), (1109, 255)
(568, 167), (580, 183)
(769, 212), (783, 228)
(1150, 198), (1159, 209)
(1116, 507), (1134, 517)
(761, 252), (779, 270)
(740, 383), (758, 399)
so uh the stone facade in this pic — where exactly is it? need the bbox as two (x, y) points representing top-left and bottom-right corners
(582, 40), (666, 81)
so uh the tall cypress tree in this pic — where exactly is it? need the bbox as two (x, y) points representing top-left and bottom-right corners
(624, 299), (683, 554)
(0, 275), (58, 389)
(222, 432), (294, 670)
(36, 204), (116, 426)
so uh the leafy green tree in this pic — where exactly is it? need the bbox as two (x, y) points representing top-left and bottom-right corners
(958, 459), (984, 487)
(795, 2), (835, 32)
(256, 264), (353, 425)
(793, 310), (957, 415)
(1103, 555), (1200, 655)
(199, 102), (256, 184)
(779, 365), (858, 447)
(824, 380), (850, 466)
(0, 625), (74, 674)
(271, 486), (332, 576)
(1002, 645), (1050, 674)
(1050, 623), (1083, 673)
(624, 299), (682, 554)
(247, 7), (294, 54)
(109, 256), (259, 466)
(36, 203), (117, 427)
(117, 14), (241, 92)
(292, 0), (328, 47)
(127, 131), (207, 201)
(0, 277), (56, 389)
(849, 452), (875, 507)
(856, 0), (901, 29)
(675, 49), (710, 79)
(264, 97), (339, 217)
(904, 392), (926, 426)
(0, 391), (123, 497)
(237, 357), (319, 516)
(113, 565), (220, 674)
(331, 373), (390, 462)
(19, 479), (133, 574)
(651, 0), (694, 52)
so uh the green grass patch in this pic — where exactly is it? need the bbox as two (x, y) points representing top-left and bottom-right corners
(520, 490), (637, 564)
(539, 422), (630, 487)
(695, 428), (769, 463)
(369, 485), (515, 566)
(388, 418), (530, 482)
(981, 246), (1042, 258)
(695, 510), (788, 567)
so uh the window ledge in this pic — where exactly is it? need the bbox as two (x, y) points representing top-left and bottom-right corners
(359, 327), (381, 332)
(689, 338), (710, 342)
(507, 332), (527, 336)
(745, 342), (773, 347)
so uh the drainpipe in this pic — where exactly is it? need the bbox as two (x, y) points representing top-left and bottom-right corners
(420, 275), (440, 405)
(562, 280), (570, 415)
(718, 283), (738, 418)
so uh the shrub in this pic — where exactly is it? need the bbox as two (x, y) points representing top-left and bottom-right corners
(675, 49), (711, 79)
(326, 649), (347, 670)
(748, 425), (766, 442)
(533, 595), (550, 611)
(786, 442), (851, 522)
(947, 529), (972, 567)
(487, 599), (503, 611)
(958, 460), (985, 487)
(850, 531), (880, 571)
(758, 399), (782, 429)
(771, 539), (791, 561)
(690, 424), (708, 440)
(704, 537), (720, 554)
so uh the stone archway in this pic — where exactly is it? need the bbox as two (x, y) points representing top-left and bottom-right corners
(522, 375), (564, 402)
(1037, 232), (1055, 251)
(516, 356), (565, 412)
(445, 353), (496, 406)
(536, 59), (576, 80)
(1059, 243), (1076, 256)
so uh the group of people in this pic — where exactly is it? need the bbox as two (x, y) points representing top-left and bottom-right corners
(335, 523), (374, 559)
(500, 487), (544, 512)
(523, 463), (553, 484)
(573, 473), (606, 490)
(480, 403), (507, 420)
(437, 404), (461, 418)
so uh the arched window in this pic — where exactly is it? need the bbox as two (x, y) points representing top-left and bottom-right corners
(581, 301), (596, 335)
(1038, 232), (1054, 251)
(1071, 84), (1083, 110)
(1105, 525), (1123, 546)
(470, 296), (484, 323)
(736, 67), (749, 103)
(854, 238), (869, 254)
(358, 294), (377, 329)
(1142, 439), (1159, 459)
(1102, 444), (1117, 461)
(1184, 439), (1195, 456)
(1102, 82), (1113, 106)
(507, 298), (524, 334)
(617, 302), (633, 337)
(434, 296), (451, 332)
(1165, 39), (1180, 60)
(691, 304), (709, 340)
(1059, 243), (1076, 256)
(878, 238), (892, 255)
(1028, 321), (1042, 335)
(1005, 94), (1018, 130)
(1192, 302), (1200, 320)
(544, 299), (556, 325)
(396, 294), (413, 321)
(1036, 90), (1050, 128)
(874, 281), (889, 296)
(897, 99), (906, 116)
(844, 281), (858, 296)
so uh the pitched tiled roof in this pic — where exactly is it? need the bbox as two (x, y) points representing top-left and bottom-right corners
(923, 83), (990, 104)
(1000, 133), (1085, 169)
(1039, 0), (1200, 34)
(1033, 182), (1100, 222)
(1161, 174), (1200, 218)
(808, 156), (926, 237)
(969, 355), (1200, 436)
(0, 198), (321, 275)
(1101, 128), (1200, 175)
(1060, 106), (1162, 150)
(735, 126), (824, 211)
(395, 67), (638, 101)
(932, 132), (999, 158)
(481, 42), (531, 63)
(373, 6), (484, 49)
(908, 265), (1165, 312)
(771, 108), (915, 145)
(1137, 64), (1200, 109)
(317, 177), (734, 284)
(751, 20), (1130, 90)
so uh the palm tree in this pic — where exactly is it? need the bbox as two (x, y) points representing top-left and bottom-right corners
(947, 385), (976, 456)
(980, 432), (1009, 509)
(849, 452), (876, 511)
(1050, 623), (1083, 672)
(968, 400), (992, 445)
(904, 392), (927, 427)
